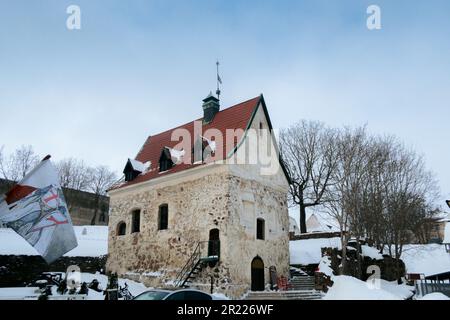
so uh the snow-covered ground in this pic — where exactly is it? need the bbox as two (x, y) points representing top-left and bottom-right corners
(0, 272), (149, 300)
(0, 226), (108, 257)
(0, 272), (231, 300)
(323, 276), (414, 300)
(399, 244), (450, 277)
(419, 292), (450, 300)
(290, 237), (341, 265)
(79, 272), (149, 300)
(444, 222), (450, 244)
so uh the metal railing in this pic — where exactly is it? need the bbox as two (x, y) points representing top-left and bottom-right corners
(415, 280), (450, 297)
(174, 240), (220, 287)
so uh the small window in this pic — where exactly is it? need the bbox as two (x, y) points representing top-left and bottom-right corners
(117, 222), (126, 236)
(160, 159), (171, 172)
(158, 204), (168, 230)
(125, 171), (134, 182)
(257, 218), (265, 240)
(132, 209), (141, 233)
(159, 148), (174, 172)
(193, 137), (206, 163)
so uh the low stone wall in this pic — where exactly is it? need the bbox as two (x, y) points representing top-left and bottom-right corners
(0, 255), (107, 287)
(290, 231), (345, 241)
(321, 247), (406, 281)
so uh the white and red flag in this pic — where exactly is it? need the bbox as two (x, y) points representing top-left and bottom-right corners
(0, 155), (77, 263)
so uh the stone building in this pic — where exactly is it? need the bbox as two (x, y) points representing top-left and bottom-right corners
(106, 94), (290, 298)
(0, 178), (109, 226)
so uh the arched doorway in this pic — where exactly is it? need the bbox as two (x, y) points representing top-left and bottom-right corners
(251, 257), (265, 291)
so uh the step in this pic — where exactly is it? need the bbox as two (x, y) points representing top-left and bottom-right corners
(245, 290), (323, 300)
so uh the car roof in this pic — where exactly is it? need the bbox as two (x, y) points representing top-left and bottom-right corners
(141, 289), (173, 293)
(142, 288), (210, 293)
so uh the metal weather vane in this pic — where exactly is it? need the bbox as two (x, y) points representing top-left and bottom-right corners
(216, 60), (222, 99)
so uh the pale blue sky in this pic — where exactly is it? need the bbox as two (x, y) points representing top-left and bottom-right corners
(0, 1), (449, 208)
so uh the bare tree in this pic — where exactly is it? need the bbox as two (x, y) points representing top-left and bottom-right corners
(324, 126), (368, 275)
(56, 158), (92, 191)
(0, 145), (39, 183)
(377, 142), (439, 281)
(87, 166), (117, 225)
(280, 121), (338, 233)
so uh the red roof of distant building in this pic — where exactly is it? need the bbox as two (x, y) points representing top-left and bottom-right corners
(113, 96), (262, 190)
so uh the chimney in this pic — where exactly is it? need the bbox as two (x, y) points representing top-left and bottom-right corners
(202, 92), (220, 124)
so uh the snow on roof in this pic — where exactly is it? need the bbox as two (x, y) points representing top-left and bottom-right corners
(290, 237), (341, 265)
(201, 136), (217, 153)
(0, 226), (108, 257)
(305, 212), (340, 233)
(435, 212), (450, 222)
(361, 245), (384, 260)
(444, 222), (450, 244)
(399, 244), (450, 277)
(167, 147), (185, 164)
(129, 159), (148, 173)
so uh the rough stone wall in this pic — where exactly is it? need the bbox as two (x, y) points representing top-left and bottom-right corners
(107, 169), (289, 298)
(183, 176), (289, 298)
(106, 171), (232, 290)
(224, 176), (290, 297)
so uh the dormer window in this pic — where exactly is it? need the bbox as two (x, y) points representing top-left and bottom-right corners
(123, 159), (148, 182)
(192, 136), (215, 164)
(193, 137), (206, 164)
(159, 147), (174, 172)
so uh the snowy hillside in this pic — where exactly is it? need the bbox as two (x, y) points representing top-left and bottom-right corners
(0, 226), (108, 257)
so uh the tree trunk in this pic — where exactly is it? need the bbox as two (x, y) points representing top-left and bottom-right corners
(299, 205), (307, 234)
(356, 240), (362, 279)
(339, 232), (349, 275)
(90, 195), (100, 226)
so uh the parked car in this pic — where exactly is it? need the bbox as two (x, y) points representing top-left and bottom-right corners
(133, 288), (214, 300)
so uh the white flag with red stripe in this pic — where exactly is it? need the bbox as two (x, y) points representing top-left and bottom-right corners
(0, 156), (77, 263)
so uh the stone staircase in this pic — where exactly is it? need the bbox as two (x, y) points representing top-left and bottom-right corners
(289, 276), (315, 291)
(245, 276), (323, 300)
(245, 290), (323, 300)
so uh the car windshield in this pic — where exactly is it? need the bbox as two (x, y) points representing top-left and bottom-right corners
(134, 290), (171, 300)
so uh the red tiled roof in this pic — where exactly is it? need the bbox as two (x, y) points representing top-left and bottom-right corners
(114, 96), (262, 189)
